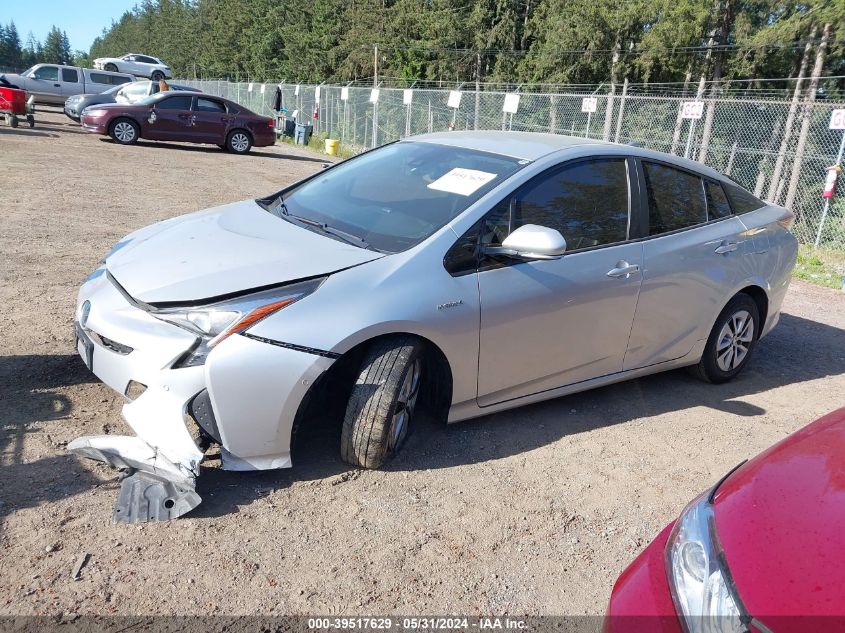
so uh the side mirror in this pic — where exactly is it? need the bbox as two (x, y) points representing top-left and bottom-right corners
(484, 224), (567, 260)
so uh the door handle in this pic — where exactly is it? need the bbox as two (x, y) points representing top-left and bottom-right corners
(54, 83), (61, 87)
(714, 241), (738, 254)
(607, 261), (641, 279)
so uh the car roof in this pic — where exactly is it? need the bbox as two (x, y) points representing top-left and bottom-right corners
(409, 130), (728, 181)
(411, 130), (607, 161)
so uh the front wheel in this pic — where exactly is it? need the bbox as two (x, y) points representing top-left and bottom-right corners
(104, 63), (118, 72)
(150, 71), (164, 81)
(341, 337), (424, 469)
(691, 294), (759, 384)
(109, 118), (139, 145)
(226, 129), (252, 154)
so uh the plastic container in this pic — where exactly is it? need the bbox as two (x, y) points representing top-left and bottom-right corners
(325, 138), (340, 156)
(294, 123), (313, 145)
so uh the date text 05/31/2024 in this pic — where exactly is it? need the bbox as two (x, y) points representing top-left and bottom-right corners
(307, 618), (529, 630)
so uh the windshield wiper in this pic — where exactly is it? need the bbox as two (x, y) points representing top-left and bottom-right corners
(277, 205), (374, 251)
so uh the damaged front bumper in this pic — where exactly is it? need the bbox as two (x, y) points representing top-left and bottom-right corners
(69, 268), (334, 522)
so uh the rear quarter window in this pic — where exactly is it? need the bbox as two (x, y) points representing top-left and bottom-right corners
(61, 68), (79, 83)
(723, 182), (766, 214)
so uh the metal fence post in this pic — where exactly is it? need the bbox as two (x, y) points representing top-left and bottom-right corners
(613, 78), (628, 143)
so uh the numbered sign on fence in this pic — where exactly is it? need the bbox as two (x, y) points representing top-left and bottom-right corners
(247, 83), (254, 92)
(294, 84), (300, 96)
(447, 90), (462, 109)
(369, 88), (380, 104)
(315, 86), (321, 102)
(403, 89), (413, 105)
(830, 109), (845, 130)
(341, 87), (349, 101)
(260, 84), (266, 94)
(581, 96), (597, 113)
(503, 93), (520, 114)
(681, 101), (704, 119)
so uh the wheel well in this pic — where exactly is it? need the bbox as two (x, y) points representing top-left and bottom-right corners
(290, 333), (453, 459)
(737, 285), (768, 335)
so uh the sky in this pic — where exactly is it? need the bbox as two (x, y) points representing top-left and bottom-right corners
(4, 0), (140, 52)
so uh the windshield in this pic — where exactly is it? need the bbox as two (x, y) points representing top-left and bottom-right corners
(20, 66), (34, 76)
(265, 141), (524, 253)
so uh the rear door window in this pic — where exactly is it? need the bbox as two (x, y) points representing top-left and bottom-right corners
(704, 180), (733, 219)
(194, 98), (226, 113)
(61, 68), (79, 83)
(642, 161), (707, 234)
(723, 182), (766, 214)
(157, 95), (192, 110)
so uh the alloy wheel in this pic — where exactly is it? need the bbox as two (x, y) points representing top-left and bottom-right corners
(715, 309), (754, 372)
(387, 358), (421, 452)
(114, 121), (136, 143)
(230, 133), (249, 153)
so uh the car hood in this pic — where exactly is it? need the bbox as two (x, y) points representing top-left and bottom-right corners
(712, 407), (845, 624)
(105, 199), (384, 304)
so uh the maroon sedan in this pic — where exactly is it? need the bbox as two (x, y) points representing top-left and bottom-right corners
(605, 406), (845, 633)
(81, 91), (275, 154)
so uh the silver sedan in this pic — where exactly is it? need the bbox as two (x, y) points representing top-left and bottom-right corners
(69, 132), (797, 520)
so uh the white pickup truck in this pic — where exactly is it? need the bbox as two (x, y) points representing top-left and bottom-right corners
(1, 63), (135, 105)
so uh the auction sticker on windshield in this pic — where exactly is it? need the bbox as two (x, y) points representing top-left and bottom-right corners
(427, 168), (497, 196)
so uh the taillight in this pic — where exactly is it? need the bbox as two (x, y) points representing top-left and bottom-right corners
(777, 209), (795, 229)
(267, 118), (274, 128)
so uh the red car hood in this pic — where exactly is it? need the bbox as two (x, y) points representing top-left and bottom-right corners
(713, 407), (845, 625)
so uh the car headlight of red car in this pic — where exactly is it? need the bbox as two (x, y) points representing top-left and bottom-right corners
(665, 491), (749, 633)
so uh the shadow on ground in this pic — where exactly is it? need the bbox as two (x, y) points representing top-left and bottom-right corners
(0, 354), (102, 522)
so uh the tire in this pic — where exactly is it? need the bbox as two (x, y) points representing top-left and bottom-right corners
(109, 118), (139, 145)
(9, 115), (18, 128)
(104, 63), (118, 72)
(341, 337), (424, 469)
(150, 71), (164, 81)
(226, 129), (252, 154)
(691, 294), (760, 384)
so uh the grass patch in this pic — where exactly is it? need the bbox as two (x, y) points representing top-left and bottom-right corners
(794, 244), (845, 289)
(276, 129), (359, 159)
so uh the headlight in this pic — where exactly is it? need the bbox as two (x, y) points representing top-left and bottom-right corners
(154, 277), (324, 367)
(666, 492), (749, 633)
(85, 108), (107, 117)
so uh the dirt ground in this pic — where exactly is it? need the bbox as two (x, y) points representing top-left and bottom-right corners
(2, 109), (844, 618)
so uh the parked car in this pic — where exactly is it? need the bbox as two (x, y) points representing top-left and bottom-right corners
(604, 406), (845, 633)
(93, 53), (172, 80)
(80, 91), (274, 154)
(1, 64), (134, 105)
(68, 132), (797, 521)
(64, 80), (199, 121)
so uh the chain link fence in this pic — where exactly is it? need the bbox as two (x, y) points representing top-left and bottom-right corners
(180, 78), (845, 250)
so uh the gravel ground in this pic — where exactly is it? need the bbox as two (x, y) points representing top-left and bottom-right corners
(2, 110), (844, 618)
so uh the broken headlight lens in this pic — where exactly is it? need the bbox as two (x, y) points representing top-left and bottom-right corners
(156, 277), (325, 368)
(665, 492), (749, 633)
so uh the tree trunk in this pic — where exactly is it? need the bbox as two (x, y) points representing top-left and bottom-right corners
(603, 37), (621, 141)
(785, 23), (830, 212)
(767, 30), (815, 201)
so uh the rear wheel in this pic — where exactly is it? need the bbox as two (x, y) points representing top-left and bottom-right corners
(341, 337), (424, 469)
(104, 63), (118, 72)
(691, 294), (759, 384)
(109, 118), (139, 145)
(226, 129), (252, 154)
